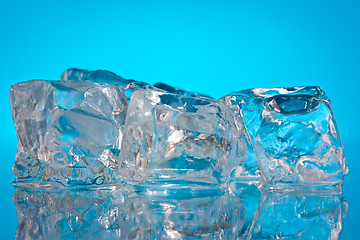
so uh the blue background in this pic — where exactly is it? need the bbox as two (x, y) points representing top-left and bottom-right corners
(0, 1), (359, 238)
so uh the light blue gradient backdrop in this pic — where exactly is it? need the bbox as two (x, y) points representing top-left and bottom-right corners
(0, 1), (359, 238)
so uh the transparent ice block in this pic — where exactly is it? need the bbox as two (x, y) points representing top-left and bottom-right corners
(119, 88), (248, 187)
(11, 80), (127, 187)
(220, 86), (348, 186)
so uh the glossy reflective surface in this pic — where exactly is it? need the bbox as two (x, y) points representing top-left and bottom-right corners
(10, 183), (346, 239)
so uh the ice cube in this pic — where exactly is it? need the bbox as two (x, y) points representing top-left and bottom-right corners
(220, 86), (348, 186)
(11, 80), (127, 186)
(248, 188), (347, 239)
(119, 88), (246, 186)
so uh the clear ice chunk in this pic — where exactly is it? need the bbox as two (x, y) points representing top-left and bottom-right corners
(220, 86), (348, 186)
(61, 68), (153, 102)
(248, 188), (347, 239)
(11, 80), (127, 186)
(119, 88), (246, 186)
(60, 68), (131, 86)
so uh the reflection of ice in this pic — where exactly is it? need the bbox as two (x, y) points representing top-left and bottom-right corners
(13, 185), (347, 239)
(146, 193), (244, 239)
(230, 182), (262, 239)
(247, 188), (348, 240)
(13, 186), (151, 239)
(13, 186), (243, 239)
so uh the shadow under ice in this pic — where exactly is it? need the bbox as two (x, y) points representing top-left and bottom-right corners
(13, 183), (347, 239)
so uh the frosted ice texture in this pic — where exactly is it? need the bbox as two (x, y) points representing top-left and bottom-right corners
(119, 89), (247, 186)
(13, 187), (245, 239)
(247, 189), (347, 240)
(220, 86), (348, 186)
(11, 80), (127, 186)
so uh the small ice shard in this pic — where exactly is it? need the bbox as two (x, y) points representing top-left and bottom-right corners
(61, 68), (153, 102)
(153, 82), (214, 99)
(220, 86), (348, 186)
(119, 88), (245, 186)
(247, 189), (347, 239)
(11, 80), (127, 186)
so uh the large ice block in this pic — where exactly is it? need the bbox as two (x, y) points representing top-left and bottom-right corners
(220, 86), (348, 186)
(119, 88), (246, 186)
(11, 80), (127, 186)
